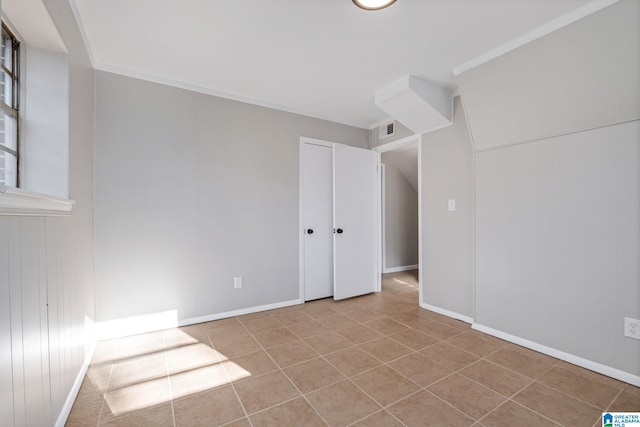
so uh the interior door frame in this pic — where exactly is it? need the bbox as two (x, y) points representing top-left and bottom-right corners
(380, 163), (386, 275)
(373, 133), (423, 304)
(299, 137), (335, 302)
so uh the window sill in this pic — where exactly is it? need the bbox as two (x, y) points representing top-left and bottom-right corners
(0, 185), (75, 216)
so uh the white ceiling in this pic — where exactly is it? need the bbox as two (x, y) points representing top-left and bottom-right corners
(71, 0), (593, 129)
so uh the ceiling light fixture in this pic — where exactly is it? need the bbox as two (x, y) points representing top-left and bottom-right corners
(352, 0), (397, 11)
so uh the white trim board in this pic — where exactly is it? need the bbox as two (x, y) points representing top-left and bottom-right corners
(373, 134), (422, 154)
(181, 299), (303, 329)
(54, 340), (97, 427)
(384, 264), (419, 274)
(452, 0), (619, 76)
(420, 302), (474, 324)
(380, 164), (386, 280)
(96, 299), (303, 340)
(473, 323), (640, 387)
(0, 185), (75, 215)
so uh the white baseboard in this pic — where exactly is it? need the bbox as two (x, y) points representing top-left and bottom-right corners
(97, 299), (304, 340)
(420, 302), (474, 324)
(384, 264), (419, 273)
(180, 299), (304, 328)
(473, 323), (640, 387)
(54, 340), (97, 427)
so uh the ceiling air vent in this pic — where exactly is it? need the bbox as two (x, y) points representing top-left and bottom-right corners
(379, 121), (395, 140)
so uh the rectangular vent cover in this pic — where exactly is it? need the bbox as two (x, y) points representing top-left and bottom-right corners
(379, 121), (395, 139)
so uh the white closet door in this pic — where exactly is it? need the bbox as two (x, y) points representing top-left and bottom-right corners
(303, 143), (334, 300)
(333, 144), (377, 300)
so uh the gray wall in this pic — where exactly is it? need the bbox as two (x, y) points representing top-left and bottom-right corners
(475, 120), (639, 375)
(457, 0), (639, 151)
(0, 0), (96, 425)
(370, 120), (414, 148)
(421, 97), (474, 318)
(459, 0), (640, 378)
(381, 154), (418, 269)
(94, 71), (369, 333)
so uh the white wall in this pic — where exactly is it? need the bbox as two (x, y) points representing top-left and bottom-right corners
(381, 154), (418, 270)
(22, 46), (69, 197)
(459, 0), (640, 380)
(421, 97), (474, 319)
(94, 71), (369, 336)
(0, 0), (96, 425)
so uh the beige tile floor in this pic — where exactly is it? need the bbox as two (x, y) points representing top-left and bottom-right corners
(67, 271), (640, 426)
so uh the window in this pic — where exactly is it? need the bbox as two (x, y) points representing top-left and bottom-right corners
(0, 22), (19, 188)
(0, 2), (73, 214)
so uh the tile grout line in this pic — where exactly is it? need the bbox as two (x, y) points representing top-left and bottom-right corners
(279, 305), (486, 424)
(344, 409), (408, 427)
(530, 359), (628, 416)
(419, 342), (556, 425)
(95, 340), (119, 427)
(305, 317), (443, 425)
(477, 398), (563, 427)
(243, 320), (332, 426)
(213, 320), (256, 427)
(161, 331), (177, 427)
(309, 316), (416, 426)
(347, 321), (518, 424)
(92, 313), (491, 425)
(605, 388), (624, 412)
(239, 305), (435, 424)
(80, 276), (637, 426)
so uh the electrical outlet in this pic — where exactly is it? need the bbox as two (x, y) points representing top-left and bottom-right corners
(624, 317), (640, 339)
(234, 276), (242, 289)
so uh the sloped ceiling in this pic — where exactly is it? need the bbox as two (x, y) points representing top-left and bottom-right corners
(382, 142), (418, 191)
(70, 0), (593, 128)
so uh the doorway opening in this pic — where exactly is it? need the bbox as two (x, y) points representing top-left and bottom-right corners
(374, 134), (422, 306)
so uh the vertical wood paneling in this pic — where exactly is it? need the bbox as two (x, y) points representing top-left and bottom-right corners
(1, 212), (96, 427)
(61, 218), (75, 394)
(0, 220), (14, 425)
(37, 218), (52, 425)
(19, 217), (50, 427)
(8, 218), (26, 427)
(45, 217), (63, 421)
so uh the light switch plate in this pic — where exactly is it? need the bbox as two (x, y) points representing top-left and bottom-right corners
(448, 199), (456, 211)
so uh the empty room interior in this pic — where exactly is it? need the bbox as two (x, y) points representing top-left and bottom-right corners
(1, 0), (639, 426)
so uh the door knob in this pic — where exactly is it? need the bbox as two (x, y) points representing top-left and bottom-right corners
(336, 228), (344, 234)
(307, 229), (314, 234)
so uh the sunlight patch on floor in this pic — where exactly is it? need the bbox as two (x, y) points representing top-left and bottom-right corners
(95, 329), (252, 417)
(392, 277), (418, 288)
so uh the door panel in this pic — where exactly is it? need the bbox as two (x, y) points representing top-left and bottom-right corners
(333, 144), (377, 300)
(303, 143), (334, 300)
